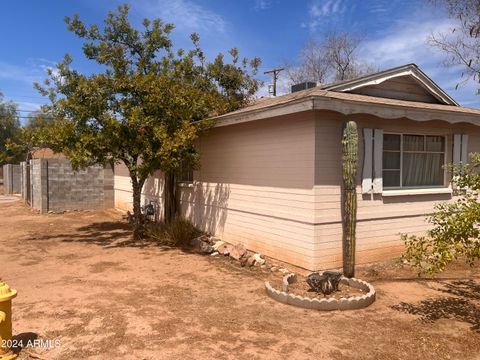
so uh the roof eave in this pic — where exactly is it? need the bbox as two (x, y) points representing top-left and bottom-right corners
(213, 93), (480, 128)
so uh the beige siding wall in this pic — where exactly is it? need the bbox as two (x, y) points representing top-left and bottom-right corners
(114, 112), (318, 269)
(182, 113), (316, 269)
(114, 162), (165, 217)
(113, 106), (480, 271)
(313, 110), (480, 269)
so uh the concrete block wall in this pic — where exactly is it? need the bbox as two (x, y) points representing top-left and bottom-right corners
(3, 164), (21, 194)
(20, 162), (27, 201)
(30, 159), (114, 213)
(30, 159), (45, 210)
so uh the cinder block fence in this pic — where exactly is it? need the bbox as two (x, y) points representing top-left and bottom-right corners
(3, 164), (21, 194)
(24, 159), (114, 213)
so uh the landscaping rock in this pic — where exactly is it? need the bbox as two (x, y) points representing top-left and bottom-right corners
(190, 236), (205, 248)
(240, 256), (249, 267)
(199, 242), (214, 254)
(204, 236), (215, 245)
(229, 243), (247, 260)
(247, 256), (256, 267)
(217, 243), (233, 256)
(212, 240), (225, 251)
(193, 234), (209, 243)
(253, 253), (265, 265)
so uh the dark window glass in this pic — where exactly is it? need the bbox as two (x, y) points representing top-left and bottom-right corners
(383, 170), (401, 187)
(383, 152), (400, 170)
(383, 134), (401, 151)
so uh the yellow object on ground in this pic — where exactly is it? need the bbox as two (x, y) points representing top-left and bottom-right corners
(0, 280), (17, 360)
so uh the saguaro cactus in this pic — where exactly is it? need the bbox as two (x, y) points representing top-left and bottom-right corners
(341, 121), (358, 278)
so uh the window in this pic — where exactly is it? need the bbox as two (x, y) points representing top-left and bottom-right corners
(178, 162), (193, 183)
(383, 134), (445, 188)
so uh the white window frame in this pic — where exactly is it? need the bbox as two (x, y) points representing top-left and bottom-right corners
(383, 132), (448, 190)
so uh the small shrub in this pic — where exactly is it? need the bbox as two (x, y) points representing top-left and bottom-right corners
(402, 153), (480, 275)
(145, 218), (203, 246)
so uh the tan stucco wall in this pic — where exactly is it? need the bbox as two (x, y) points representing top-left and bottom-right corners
(113, 107), (480, 271)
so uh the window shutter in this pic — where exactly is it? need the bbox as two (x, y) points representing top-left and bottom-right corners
(373, 129), (383, 193)
(453, 134), (469, 163)
(453, 134), (461, 164)
(362, 128), (373, 194)
(461, 134), (469, 163)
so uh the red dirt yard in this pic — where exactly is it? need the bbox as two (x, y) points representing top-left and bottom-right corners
(0, 195), (479, 359)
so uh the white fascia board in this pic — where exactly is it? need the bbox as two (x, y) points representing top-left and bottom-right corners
(211, 96), (480, 128)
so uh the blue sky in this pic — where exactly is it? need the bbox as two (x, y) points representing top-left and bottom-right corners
(1, 0), (479, 121)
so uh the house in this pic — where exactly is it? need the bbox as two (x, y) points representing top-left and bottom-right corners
(114, 64), (480, 271)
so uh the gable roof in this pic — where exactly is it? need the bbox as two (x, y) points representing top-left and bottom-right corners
(318, 63), (459, 106)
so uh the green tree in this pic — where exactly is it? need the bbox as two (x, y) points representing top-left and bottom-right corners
(402, 153), (480, 275)
(0, 92), (22, 165)
(36, 5), (261, 239)
(6, 109), (55, 160)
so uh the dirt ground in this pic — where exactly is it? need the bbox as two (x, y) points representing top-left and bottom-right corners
(0, 195), (479, 360)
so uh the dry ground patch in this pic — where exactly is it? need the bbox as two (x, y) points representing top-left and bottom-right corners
(0, 196), (479, 359)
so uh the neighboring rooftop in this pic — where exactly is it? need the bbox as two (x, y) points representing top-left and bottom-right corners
(31, 148), (65, 159)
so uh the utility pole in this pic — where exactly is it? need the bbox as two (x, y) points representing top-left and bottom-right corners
(264, 67), (284, 96)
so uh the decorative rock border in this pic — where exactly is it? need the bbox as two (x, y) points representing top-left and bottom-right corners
(265, 272), (375, 311)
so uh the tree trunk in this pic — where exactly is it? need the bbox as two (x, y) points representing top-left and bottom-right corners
(164, 171), (176, 224)
(131, 178), (143, 240)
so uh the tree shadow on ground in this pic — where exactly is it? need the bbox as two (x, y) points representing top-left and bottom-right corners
(391, 280), (480, 332)
(29, 221), (148, 248)
(29, 220), (201, 252)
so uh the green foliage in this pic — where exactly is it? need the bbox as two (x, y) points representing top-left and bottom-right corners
(341, 120), (358, 278)
(402, 153), (480, 275)
(145, 218), (202, 247)
(35, 5), (261, 238)
(0, 92), (23, 165)
(5, 109), (55, 160)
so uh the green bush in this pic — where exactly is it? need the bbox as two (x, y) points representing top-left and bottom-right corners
(402, 153), (480, 275)
(145, 218), (203, 247)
